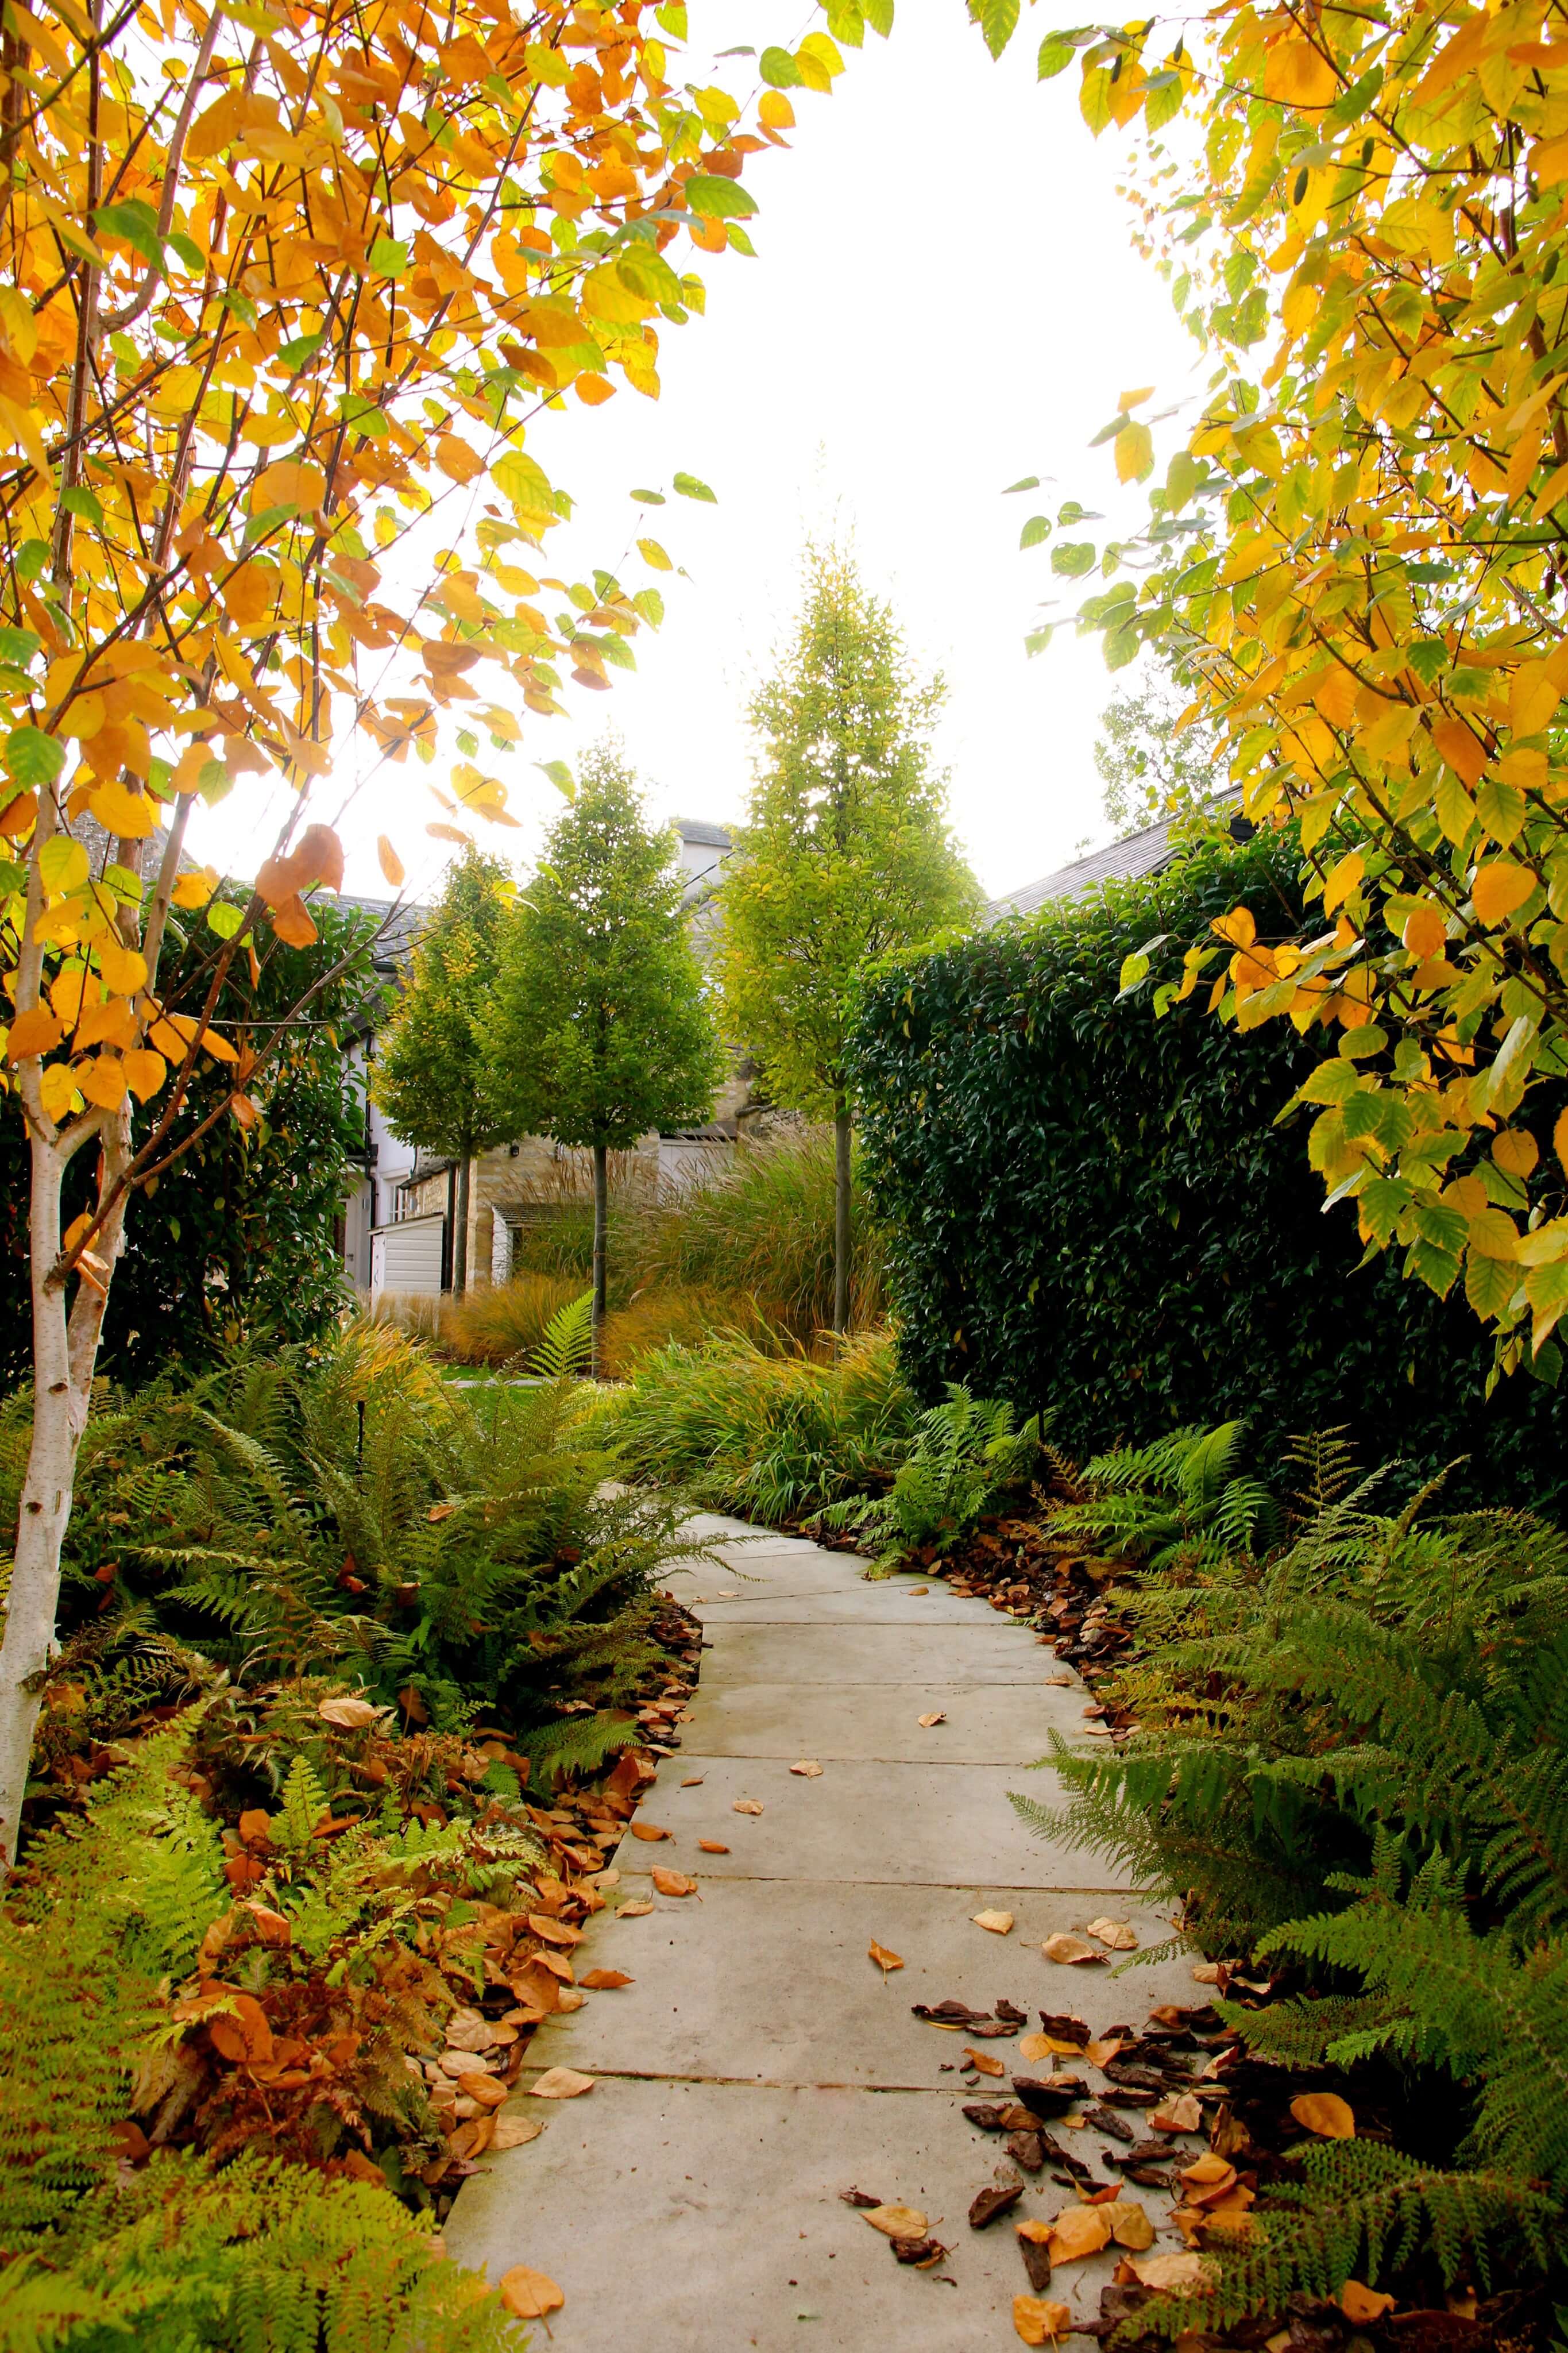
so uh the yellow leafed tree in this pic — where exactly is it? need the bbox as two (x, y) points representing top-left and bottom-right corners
(984, 0), (1568, 1397)
(0, 0), (880, 1858)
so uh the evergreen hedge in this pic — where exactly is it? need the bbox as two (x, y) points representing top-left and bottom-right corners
(848, 827), (1568, 1506)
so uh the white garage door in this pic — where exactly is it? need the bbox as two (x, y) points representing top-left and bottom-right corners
(370, 1212), (446, 1303)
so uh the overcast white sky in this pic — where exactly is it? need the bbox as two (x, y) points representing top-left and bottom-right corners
(194, 3), (1203, 907)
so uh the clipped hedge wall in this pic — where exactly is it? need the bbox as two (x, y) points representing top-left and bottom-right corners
(848, 827), (1568, 1506)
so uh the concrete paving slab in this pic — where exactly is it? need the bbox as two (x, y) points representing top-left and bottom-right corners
(611, 1753), (1122, 1889)
(683, 1585), (998, 1626)
(520, 1878), (1187, 2088)
(692, 1622), (1049, 1687)
(451, 1506), (1185, 2350)
(446, 2073), (1186, 2352)
(678, 1678), (1090, 1764)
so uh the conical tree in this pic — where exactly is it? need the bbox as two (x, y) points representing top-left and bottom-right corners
(486, 747), (725, 1361)
(372, 848), (513, 1297)
(721, 546), (980, 1333)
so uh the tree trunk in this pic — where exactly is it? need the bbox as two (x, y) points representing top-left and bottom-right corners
(592, 1141), (608, 1376)
(833, 1098), (852, 1339)
(453, 1150), (470, 1297)
(0, 1095), (132, 1865)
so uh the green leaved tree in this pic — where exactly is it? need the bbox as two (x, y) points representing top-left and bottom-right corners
(486, 749), (725, 1360)
(1094, 662), (1226, 838)
(371, 850), (514, 1298)
(721, 546), (980, 1333)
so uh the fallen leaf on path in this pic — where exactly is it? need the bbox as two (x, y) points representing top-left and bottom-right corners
(1043, 1673), (1073, 1685)
(891, 2235), (948, 2267)
(444, 2008), (499, 2052)
(698, 1840), (730, 1854)
(651, 1866), (697, 1897)
(969, 2182), (1024, 2229)
(499, 2266), (564, 2320)
(839, 2186), (882, 2208)
(972, 1909), (1014, 1935)
(909, 1587), (929, 1595)
(1014, 2294), (1073, 2344)
(732, 1799), (764, 1815)
(868, 1941), (904, 1976)
(1339, 2282), (1396, 2324)
(1102, 2198), (1154, 2250)
(1291, 2092), (1355, 2138)
(863, 2204), (928, 2239)
(1046, 2205), (1113, 2262)
(1086, 2039), (1123, 2066)
(681, 1776), (705, 1787)
(490, 2113), (543, 2150)
(1127, 2251), (1212, 2290)
(1180, 2153), (1237, 2199)
(629, 1822), (671, 1842)
(1017, 2220), (1055, 2293)
(1042, 1933), (1103, 1966)
(529, 2068), (593, 2100)
(1011, 2076), (1088, 2119)
(1150, 2094), (1202, 2134)
(918, 1711), (947, 1728)
(1019, 2031), (1086, 2062)
(555, 1989), (586, 2013)
(1086, 1916), (1138, 1950)
(963, 2047), (1006, 2077)
(579, 1969), (634, 1989)
(1189, 1962), (1223, 1984)
(1007, 2130), (1046, 2175)
(616, 1899), (654, 1917)
(790, 1760), (824, 1777)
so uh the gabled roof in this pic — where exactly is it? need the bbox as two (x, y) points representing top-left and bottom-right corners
(675, 817), (733, 850)
(986, 813), (1187, 925)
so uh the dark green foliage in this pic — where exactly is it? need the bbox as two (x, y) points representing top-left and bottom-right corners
(17, 1318), (698, 1747)
(1047, 1419), (1281, 1571)
(1015, 1436), (1568, 2333)
(0, 898), (377, 1386)
(817, 1384), (1041, 1569)
(848, 826), (1568, 1506)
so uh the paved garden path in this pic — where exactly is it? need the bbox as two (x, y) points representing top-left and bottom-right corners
(447, 1513), (1195, 2348)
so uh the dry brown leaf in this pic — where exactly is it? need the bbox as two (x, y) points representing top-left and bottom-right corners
(732, 1799), (764, 1815)
(1014, 2294), (1074, 2346)
(1086, 2039), (1123, 2067)
(917, 1711), (947, 1728)
(1180, 2153), (1237, 2194)
(628, 1821), (671, 1842)
(1102, 2198), (1154, 2251)
(1017, 2220), (1053, 2244)
(1043, 1673), (1074, 1685)
(445, 2009), (498, 2053)
(316, 1695), (383, 1729)
(1046, 2205), (1113, 2262)
(650, 1866), (697, 1897)
(1339, 2282), (1395, 2324)
(555, 1989), (586, 2014)
(863, 2204), (928, 2239)
(528, 2067), (594, 2100)
(972, 1909), (1015, 1935)
(616, 1899), (654, 1917)
(1086, 1916), (1138, 1950)
(790, 1760), (824, 1777)
(579, 1969), (634, 1989)
(697, 1840), (729, 1854)
(962, 2047), (1006, 2077)
(490, 2112), (544, 2151)
(1290, 2091), (1355, 2139)
(868, 1941), (905, 1975)
(1020, 2031), (1089, 2063)
(1190, 1962), (1223, 1984)
(1128, 2251), (1212, 2291)
(454, 2072), (508, 2111)
(681, 1776), (705, 1787)
(1150, 2093), (1203, 2134)
(1042, 1932), (1100, 1965)
(499, 2265), (565, 2319)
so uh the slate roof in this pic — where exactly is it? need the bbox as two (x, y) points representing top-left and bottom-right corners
(674, 817), (732, 850)
(985, 813), (1188, 925)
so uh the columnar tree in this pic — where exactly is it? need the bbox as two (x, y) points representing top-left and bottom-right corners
(373, 850), (514, 1296)
(0, 0), (875, 1864)
(720, 547), (980, 1333)
(486, 747), (724, 1360)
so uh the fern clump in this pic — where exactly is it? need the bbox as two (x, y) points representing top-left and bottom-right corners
(1011, 1426), (1568, 2338)
(816, 1384), (1042, 1570)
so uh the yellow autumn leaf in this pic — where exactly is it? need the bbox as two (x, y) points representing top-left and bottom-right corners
(1471, 860), (1536, 926)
